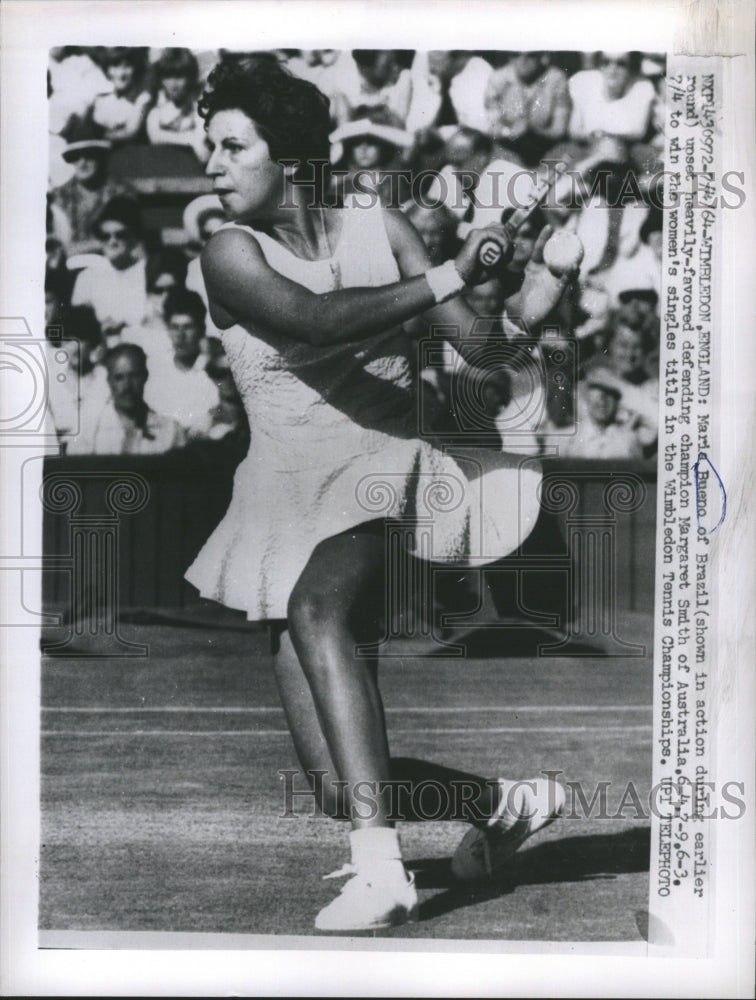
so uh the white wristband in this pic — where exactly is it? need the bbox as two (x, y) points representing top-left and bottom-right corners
(425, 260), (466, 304)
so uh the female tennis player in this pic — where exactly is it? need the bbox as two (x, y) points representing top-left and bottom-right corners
(186, 56), (570, 932)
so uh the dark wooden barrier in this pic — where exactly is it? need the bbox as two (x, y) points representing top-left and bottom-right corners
(41, 453), (657, 623)
(540, 457), (657, 616)
(42, 448), (234, 613)
(109, 145), (212, 235)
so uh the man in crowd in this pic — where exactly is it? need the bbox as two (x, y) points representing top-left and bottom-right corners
(68, 343), (186, 455)
(560, 375), (644, 459)
(144, 288), (221, 437)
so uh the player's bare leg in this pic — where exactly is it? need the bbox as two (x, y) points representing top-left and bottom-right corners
(272, 628), (349, 819)
(275, 625), (563, 857)
(274, 629), (504, 825)
(286, 531), (418, 930)
(275, 532), (565, 928)
(286, 532), (395, 829)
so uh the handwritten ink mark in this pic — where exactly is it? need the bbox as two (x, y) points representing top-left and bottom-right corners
(693, 452), (726, 535)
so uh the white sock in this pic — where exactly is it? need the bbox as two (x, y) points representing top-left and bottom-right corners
(349, 827), (403, 872)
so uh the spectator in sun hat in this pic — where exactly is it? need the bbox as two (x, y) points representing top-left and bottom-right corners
(50, 121), (137, 255)
(70, 195), (149, 337)
(330, 110), (413, 204)
(59, 120), (111, 160)
(183, 193), (226, 252)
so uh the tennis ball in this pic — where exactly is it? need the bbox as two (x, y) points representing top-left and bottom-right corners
(542, 231), (585, 275)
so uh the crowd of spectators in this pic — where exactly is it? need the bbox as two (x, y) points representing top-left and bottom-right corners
(46, 46), (665, 462)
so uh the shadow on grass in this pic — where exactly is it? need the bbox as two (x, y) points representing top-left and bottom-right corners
(411, 826), (650, 923)
(448, 625), (602, 658)
(374, 625), (604, 660)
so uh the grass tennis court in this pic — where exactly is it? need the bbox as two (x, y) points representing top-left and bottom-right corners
(39, 607), (652, 943)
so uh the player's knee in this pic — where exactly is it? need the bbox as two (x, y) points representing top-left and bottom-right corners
(287, 581), (345, 644)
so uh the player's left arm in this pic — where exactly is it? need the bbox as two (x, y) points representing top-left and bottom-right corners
(383, 206), (573, 354)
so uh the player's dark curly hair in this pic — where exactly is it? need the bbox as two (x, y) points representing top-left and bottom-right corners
(198, 56), (332, 171)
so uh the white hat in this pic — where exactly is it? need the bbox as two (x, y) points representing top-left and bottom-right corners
(329, 118), (412, 152)
(61, 126), (112, 161)
(182, 193), (225, 244)
(329, 119), (413, 148)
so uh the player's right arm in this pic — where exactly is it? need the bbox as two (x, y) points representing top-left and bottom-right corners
(201, 225), (510, 347)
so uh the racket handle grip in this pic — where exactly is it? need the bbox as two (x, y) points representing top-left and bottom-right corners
(478, 239), (504, 269)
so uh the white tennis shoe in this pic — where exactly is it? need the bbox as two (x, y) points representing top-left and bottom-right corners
(315, 859), (418, 932)
(451, 777), (565, 882)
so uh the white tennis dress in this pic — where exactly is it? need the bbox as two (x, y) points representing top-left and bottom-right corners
(185, 203), (542, 620)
